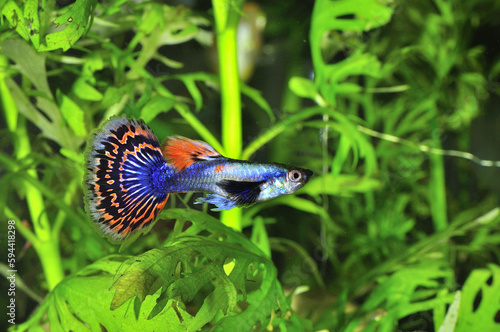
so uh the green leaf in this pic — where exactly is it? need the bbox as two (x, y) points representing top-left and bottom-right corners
(110, 238), (244, 317)
(53, 258), (193, 330)
(455, 264), (500, 331)
(242, 106), (331, 159)
(139, 95), (176, 123)
(250, 216), (271, 258)
(332, 134), (353, 178)
(72, 78), (103, 101)
(335, 82), (363, 94)
(0, 39), (83, 150)
(139, 3), (165, 34)
(59, 148), (84, 165)
(3, 0), (98, 51)
(24, 0), (41, 48)
(309, 0), (392, 105)
(2, 1), (31, 40)
(59, 94), (87, 137)
(241, 83), (275, 122)
(161, 209), (311, 330)
(320, 51), (382, 105)
(346, 261), (455, 331)
(42, 0), (97, 51)
(168, 72), (218, 112)
(289, 76), (318, 100)
(301, 174), (381, 198)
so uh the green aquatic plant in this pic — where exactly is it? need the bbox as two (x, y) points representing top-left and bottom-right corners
(1, 0), (500, 331)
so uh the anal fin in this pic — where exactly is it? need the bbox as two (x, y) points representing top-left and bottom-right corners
(195, 194), (238, 211)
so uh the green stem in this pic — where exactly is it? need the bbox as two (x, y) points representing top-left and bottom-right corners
(1, 55), (64, 290)
(52, 178), (79, 238)
(212, 0), (244, 231)
(0, 55), (18, 129)
(429, 115), (448, 231)
(20, 120), (65, 291)
(4, 206), (39, 246)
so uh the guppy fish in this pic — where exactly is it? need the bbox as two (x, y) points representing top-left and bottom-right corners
(84, 116), (312, 242)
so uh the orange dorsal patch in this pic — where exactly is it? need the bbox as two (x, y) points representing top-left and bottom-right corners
(163, 136), (222, 171)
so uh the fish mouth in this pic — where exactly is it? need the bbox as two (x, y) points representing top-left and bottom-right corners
(302, 169), (313, 182)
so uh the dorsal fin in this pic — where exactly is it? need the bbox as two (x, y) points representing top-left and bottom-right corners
(163, 136), (222, 171)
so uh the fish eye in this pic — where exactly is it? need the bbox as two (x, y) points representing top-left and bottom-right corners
(288, 170), (302, 182)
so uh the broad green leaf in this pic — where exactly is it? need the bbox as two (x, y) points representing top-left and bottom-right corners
(320, 51), (382, 105)
(17, 210), (310, 331)
(2, 0), (97, 51)
(455, 264), (500, 331)
(42, 0), (97, 51)
(41, 257), (192, 331)
(161, 209), (311, 330)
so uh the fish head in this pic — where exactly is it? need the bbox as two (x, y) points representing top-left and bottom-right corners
(259, 166), (313, 201)
(283, 167), (313, 193)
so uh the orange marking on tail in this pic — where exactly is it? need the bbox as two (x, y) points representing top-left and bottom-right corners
(111, 142), (119, 154)
(118, 130), (135, 144)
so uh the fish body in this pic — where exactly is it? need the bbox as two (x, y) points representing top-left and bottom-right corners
(84, 116), (312, 242)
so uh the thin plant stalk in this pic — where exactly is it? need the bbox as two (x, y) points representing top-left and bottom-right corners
(212, 0), (244, 231)
(429, 114), (448, 231)
(0, 55), (64, 290)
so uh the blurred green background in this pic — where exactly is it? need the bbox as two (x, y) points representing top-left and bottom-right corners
(1, 0), (500, 331)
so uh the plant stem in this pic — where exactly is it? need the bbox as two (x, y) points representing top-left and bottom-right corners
(429, 114), (448, 231)
(212, 0), (244, 231)
(0, 55), (64, 290)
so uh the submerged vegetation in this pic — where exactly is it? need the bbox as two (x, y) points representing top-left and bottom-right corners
(1, 0), (500, 330)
